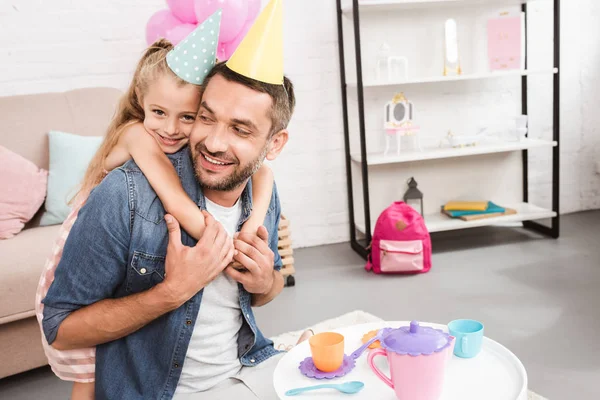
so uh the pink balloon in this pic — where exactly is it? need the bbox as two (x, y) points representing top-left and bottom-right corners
(146, 9), (184, 45)
(246, 0), (261, 22)
(222, 17), (253, 60)
(166, 0), (198, 24)
(216, 44), (227, 61)
(194, 0), (248, 43)
(165, 23), (198, 46)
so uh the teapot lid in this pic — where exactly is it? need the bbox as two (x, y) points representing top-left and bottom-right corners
(380, 321), (453, 356)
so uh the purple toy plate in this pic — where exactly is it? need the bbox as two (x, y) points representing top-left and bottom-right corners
(298, 354), (356, 379)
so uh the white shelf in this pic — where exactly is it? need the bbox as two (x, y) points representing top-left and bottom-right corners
(351, 138), (556, 165)
(346, 68), (558, 88)
(341, 0), (549, 13)
(355, 202), (556, 234)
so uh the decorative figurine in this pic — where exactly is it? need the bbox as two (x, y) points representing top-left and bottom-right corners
(383, 92), (421, 156)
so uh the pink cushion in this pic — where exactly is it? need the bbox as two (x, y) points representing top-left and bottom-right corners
(0, 146), (48, 239)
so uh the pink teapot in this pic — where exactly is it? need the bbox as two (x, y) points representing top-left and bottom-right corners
(367, 321), (455, 400)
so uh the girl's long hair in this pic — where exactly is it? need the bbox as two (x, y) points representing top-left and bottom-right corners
(74, 39), (189, 202)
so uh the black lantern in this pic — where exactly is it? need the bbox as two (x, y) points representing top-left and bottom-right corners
(403, 177), (423, 216)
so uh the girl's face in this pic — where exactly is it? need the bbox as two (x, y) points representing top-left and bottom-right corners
(140, 73), (201, 154)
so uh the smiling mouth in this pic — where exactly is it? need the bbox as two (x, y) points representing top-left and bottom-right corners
(201, 152), (234, 166)
(157, 133), (185, 146)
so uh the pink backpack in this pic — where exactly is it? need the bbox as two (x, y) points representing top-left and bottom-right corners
(365, 201), (432, 274)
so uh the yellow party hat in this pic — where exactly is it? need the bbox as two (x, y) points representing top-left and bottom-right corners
(226, 0), (283, 84)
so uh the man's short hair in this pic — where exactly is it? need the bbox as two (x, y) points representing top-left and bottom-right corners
(202, 62), (296, 137)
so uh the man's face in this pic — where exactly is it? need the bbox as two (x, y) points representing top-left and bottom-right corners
(190, 74), (280, 191)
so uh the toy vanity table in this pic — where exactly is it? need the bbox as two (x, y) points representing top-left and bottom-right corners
(273, 321), (528, 400)
(383, 93), (422, 157)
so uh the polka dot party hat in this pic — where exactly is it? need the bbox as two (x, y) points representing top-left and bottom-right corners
(166, 9), (222, 85)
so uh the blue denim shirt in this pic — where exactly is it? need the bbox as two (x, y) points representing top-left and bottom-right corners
(42, 146), (282, 400)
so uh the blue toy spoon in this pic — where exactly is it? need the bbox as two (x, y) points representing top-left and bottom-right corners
(285, 381), (365, 396)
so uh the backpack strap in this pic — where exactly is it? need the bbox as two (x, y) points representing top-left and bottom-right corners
(364, 250), (373, 272)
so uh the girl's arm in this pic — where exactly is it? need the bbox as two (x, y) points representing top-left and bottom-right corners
(110, 123), (206, 240)
(104, 133), (132, 172)
(241, 164), (274, 234)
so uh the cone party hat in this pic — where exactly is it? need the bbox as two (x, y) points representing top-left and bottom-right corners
(166, 9), (222, 84)
(226, 0), (283, 85)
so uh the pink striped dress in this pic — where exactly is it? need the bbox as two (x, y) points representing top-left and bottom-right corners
(34, 195), (96, 382)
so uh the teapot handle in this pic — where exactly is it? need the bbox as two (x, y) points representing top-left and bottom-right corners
(368, 348), (394, 389)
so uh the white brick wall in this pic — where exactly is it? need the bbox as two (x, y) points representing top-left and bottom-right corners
(1, 1), (598, 248)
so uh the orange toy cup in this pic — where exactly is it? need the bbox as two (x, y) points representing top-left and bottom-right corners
(309, 332), (345, 372)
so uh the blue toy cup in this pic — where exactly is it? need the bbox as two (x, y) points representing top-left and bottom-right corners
(448, 319), (484, 358)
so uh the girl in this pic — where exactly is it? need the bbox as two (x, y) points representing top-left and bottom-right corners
(35, 38), (273, 400)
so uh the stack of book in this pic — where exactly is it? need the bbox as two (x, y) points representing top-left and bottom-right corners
(441, 201), (517, 221)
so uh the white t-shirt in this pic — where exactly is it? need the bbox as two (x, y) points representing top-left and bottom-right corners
(175, 197), (243, 394)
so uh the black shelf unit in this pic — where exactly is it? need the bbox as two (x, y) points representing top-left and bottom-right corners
(335, 0), (561, 260)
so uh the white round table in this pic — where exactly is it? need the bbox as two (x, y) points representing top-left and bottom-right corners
(273, 321), (527, 400)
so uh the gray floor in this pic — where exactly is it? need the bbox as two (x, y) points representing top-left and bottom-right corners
(1, 211), (599, 400)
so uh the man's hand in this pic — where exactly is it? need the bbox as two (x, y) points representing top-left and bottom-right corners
(225, 225), (275, 296)
(161, 211), (234, 308)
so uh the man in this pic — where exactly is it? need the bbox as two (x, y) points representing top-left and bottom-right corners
(42, 61), (296, 399)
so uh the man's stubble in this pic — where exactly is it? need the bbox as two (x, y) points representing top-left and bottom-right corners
(191, 141), (269, 192)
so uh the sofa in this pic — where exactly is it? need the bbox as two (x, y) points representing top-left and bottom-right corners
(0, 87), (122, 379)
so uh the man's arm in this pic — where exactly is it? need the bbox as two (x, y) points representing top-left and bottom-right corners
(44, 171), (233, 350)
(50, 284), (180, 350)
(42, 170), (171, 349)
